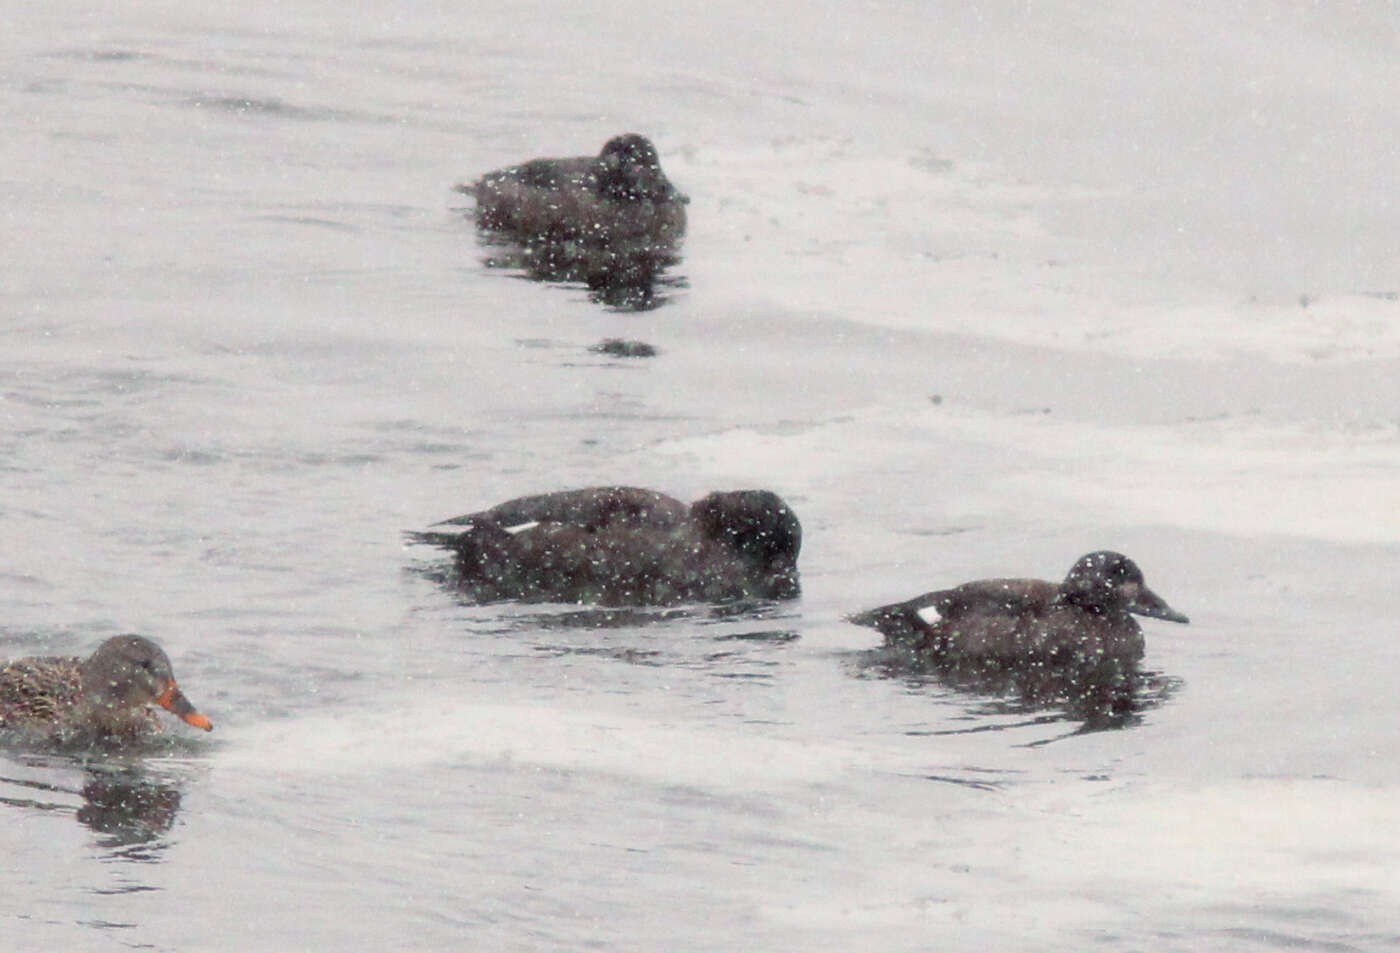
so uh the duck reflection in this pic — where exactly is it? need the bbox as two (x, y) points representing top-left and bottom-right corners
(470, 602), (799, 666)
(479, 235), (687, 311)
(77, 768), (182, 850)
(469, 600), (799, 634)
(861, 647), (1181, 731)
(1, 757), (183, 852)
(411, 594), (800, 678)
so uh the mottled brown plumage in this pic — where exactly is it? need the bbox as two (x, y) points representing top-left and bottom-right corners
(0, 635), (212, 743)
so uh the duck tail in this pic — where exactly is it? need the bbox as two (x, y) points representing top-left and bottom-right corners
(402, 528), (469, 549)
(846, 600), (927, 642)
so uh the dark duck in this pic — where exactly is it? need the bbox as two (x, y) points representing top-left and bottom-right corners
(849, 551), (1188, 669)
(458, 134), (688, 301)
(407, 486), (801, 607)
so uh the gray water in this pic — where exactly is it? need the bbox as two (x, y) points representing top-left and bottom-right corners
(4, 1), (1399, 950)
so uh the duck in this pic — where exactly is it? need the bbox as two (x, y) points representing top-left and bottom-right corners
(0, 635), (213, 742)
(407, 486), (801, 607)
(848, 551), (1188, 669)
(457, 134), (688, 288)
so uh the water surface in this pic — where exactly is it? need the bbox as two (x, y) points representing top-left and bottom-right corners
(3, 2), (1398, 950)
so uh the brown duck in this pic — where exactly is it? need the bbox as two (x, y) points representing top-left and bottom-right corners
(407, 486), (802, 607)
(0, 635), (213, 741)
(459, 133), (688, 288)
(849, 551), (1189, 668)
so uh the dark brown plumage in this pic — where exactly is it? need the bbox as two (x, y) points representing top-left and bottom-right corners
(458, 133), (687, 293)
(849, 551), (1188, 668)
(407, 486), (801, 607)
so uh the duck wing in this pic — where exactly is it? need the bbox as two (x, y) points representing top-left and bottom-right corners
(929, 578), (1059, 620)
(848, 578), (1058, 641)
(433, 487), (690, 532)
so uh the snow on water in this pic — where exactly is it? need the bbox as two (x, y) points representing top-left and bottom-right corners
(4, 0), (1400, 950)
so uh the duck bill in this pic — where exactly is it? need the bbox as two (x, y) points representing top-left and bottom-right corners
(1126, 584), (1190, 624)
(156, 680), (214, 731)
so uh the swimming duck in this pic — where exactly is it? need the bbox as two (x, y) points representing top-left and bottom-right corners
(0, 635), (213, 742)
(848, 551), (1188, 668)
(407, 486), (801, 606)
(458, 134), (688, 289)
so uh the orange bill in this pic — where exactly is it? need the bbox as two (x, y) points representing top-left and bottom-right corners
(156, 680), (214, 732)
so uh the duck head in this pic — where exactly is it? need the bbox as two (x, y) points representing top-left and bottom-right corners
(1061, 551), (1189, 623)
(595, 133), (686, 203)
(690, 490), (802, 598)
(79, 635), (214, 731)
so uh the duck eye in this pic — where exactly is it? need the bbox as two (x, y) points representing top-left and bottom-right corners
(1110, 561), (1140, 584)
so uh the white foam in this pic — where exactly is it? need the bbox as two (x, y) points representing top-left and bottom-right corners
(218, 696), (873, 794)
(645, 402), (1400, 545)
(670, 134), (1400, 364)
